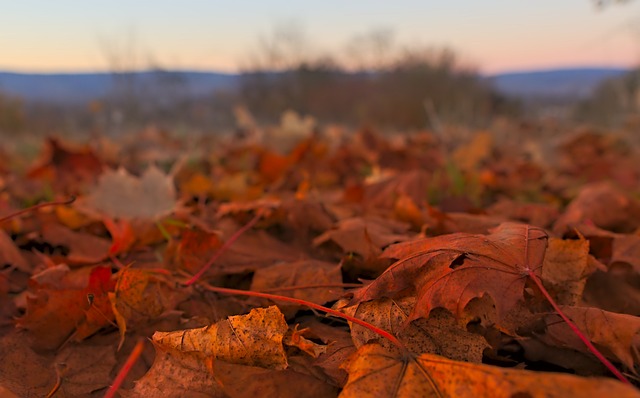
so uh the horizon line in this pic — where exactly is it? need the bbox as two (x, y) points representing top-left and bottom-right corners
(0, 63), (636, 77)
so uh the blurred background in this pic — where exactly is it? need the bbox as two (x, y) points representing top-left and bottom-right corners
(0, 0), (639, 137)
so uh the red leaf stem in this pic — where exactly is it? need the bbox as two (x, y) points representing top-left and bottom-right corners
(185, 212), (262, 286)
(200, 283), (405, 350)
(104, 338), (146, 398)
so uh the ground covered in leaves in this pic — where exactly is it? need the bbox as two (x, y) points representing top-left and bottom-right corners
(1, 124), (640, 397)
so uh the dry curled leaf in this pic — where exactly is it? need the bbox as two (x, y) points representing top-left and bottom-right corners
(129, 306), (291, 397)
(152, 306), (289, 369)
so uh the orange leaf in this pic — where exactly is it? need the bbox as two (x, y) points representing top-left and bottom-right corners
(341, 344), (639, 398)
(104, 217), (136, 255)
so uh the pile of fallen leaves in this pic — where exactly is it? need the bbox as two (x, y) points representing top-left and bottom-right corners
(1, 125), (640, 397)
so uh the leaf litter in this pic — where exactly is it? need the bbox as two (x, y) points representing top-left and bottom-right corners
(0, 128), (639, 397)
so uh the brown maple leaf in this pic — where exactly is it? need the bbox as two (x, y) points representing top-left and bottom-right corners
(350, 222), (548, 323)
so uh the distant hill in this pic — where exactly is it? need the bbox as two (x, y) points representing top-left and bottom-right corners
(0, 70), (239, 103)
(0, 67), (631, 104)
(488, 67), (629, 100)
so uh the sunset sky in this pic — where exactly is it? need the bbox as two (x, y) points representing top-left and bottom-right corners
(1, 0), (640, 74)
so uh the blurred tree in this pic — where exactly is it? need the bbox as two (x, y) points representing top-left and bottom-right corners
(0, 91), (26, 133)
(593, 0), (633, 7)
(239, 24), (519, 128)
(345, 28), (395, 71)
(574, 69), (640, 125)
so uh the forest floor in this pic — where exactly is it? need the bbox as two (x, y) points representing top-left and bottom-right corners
(1, 120), (640, 397)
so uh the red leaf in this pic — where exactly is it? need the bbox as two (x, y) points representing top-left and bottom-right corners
(350, 222), (548, 322)
(17, 266), (115, 350)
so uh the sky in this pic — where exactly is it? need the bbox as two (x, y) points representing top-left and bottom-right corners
(1, 1), (640, 74)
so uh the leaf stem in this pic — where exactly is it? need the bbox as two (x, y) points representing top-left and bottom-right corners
(528, 270), (630, 384)
(200, 283), (405, 349)
(104, 338), (146, 398)
(0, 196), (75, 224)
(261, 283), (363, 292)
(184, 212), (262, 286)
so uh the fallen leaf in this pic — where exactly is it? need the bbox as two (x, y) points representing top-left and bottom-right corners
(338, 296), (488, 363)
(103, 217), (136, 255)
(152, 306), (289, 369)
(110, 267), (185, 350)
(554, 182), (640, 235)
(313, 216), (410, 259)
(200, 218), (307, 275)
(340, 343), (640, 398)
(26, 137), (104, 192)
(487, 197), (560, 229)
(40, 223), (111, 264)
(452, 131), (493, 173)
(128, 306), (292, 397)
(53, 342), (116, 396)
(251, 259), (344, 312)
(166, 225), (223, 273)
(541, 237), (599, 306)
(178, 172), (216, 197)
(284, 325), (328, 358)
(296, 316), (356, 388)
(0, 229), (29, 272)
(0, 329), (54, 397)
(16, 266), (115, 350)
(583, 269), (640, 316)
(542, 306), (640, 371)
(80, 166), (178, 220)
(364, 170), (431, 210)
(350, 223), (548, 323)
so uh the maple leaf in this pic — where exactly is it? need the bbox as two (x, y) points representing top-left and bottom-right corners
(313, 216), (410, 259)
(165, 224), (223, 273)
(340, 344), (640, 398)
(363, 169), (432, 210)
(79, 166), (178, 220)
(26, 137), (104, 192)
(350, 222), (548, 323)
(109, 267), (186, 350)
(40, 223), (111, 264)
(16, 266), (116, 350)
(338, 296), (488, 363)
(541, 237), (603, 306)
(53, 343), (116, 396)
(251, 259), (344, 316)
(553, 182), (640, 235)
(571, 224), (640, 273)
(542, 306), (640, 372)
